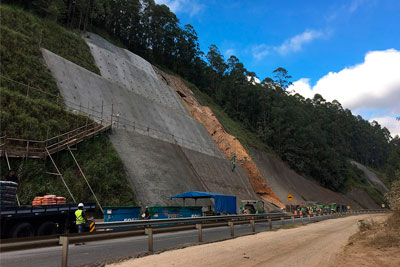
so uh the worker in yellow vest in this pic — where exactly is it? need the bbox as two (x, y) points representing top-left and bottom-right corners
(75, 203), (88, 233)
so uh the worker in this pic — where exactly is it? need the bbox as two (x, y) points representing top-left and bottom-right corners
(141, 207), (151, 220)
(75, 203), (88, 233)
(5, 170), (19, 183)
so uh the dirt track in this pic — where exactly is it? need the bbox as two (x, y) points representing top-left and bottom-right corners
(109, 214), (387, 267)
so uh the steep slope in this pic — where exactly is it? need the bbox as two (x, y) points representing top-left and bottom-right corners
(351, 161), (389, 194)
(42, 33), (263, 208)
(153, 68), (382, 209)
(0, 5), (135, 206)
(154, 68), (283, 208)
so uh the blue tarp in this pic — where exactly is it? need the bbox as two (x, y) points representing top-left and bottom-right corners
(171, 191), (237, 214)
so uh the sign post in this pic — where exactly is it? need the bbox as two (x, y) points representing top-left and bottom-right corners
(287, 194), (294, 213)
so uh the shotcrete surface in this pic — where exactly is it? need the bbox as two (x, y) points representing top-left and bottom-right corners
(250, 148), (365, 208)
(345, 188), (380, 209)
(84, 33), (158, 80)
(110, 130), (261, 206)
(180, 147), (261, 203)
(85, 35), (185, 112)
(351, 161), (389, 193)
(41, 48), (220, 158)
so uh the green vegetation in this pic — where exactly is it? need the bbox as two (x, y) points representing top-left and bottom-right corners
(1, 135), (135, 206)
(184, 80), (268, 151)
(0, 5), (134, 207)
(1, 88), (87, 140)
(344, 164), (385, 205)
(0, 4), (100, 138)
(3, 1), (397, 205)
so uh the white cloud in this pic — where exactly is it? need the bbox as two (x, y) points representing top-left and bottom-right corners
(154, 0), (203, 16)
(252, 44), (269, 60)
(348, 0), (366, 13)
(289, 49), (400, 136)
(275, 30), (324, 55)
(225, 49), (236, 57)
(371, 116), (400, 137)
(252, 30), (325, 60)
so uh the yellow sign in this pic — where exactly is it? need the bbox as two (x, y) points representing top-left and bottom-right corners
(89, 222), (96, 232)
(287, 194), (294, 201)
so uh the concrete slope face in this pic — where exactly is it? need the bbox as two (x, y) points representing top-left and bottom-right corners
(42, 49), (220, 157)
(250, 148), (363, 208)
(110, 130), (258, 206)
(109, 130), (208, 206)
(351, 161), (389, 193)
(42, 47), (262, 207)
(180, 147), (260, 202)
(84, 33), (186, 113)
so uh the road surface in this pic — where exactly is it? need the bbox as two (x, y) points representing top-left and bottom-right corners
(0, 214), (380, 267)
(110, 214), (387, 267)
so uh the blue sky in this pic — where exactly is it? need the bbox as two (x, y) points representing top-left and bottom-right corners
(155, 0), (400, 136)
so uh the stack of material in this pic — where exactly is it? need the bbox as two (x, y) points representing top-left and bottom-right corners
(32, 197), (44, 205)
(0, 181), (18, 206)
(32, 195), (67, 205)
(56, 197), (66, 204)
(42, 195), (57, 205)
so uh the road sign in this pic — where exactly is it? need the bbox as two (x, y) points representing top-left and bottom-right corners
(287, 194), (294, 201)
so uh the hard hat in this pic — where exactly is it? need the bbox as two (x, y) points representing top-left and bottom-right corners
(78, 203), (84, 207)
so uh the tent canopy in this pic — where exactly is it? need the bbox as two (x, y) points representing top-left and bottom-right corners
(171, 191), (237, 214)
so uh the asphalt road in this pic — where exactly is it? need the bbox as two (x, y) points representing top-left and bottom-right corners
(0, 214), (336, 267)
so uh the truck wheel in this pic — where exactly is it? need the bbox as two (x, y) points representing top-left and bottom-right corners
(11, 222), (34, 238)
(37, 221), (58, 236)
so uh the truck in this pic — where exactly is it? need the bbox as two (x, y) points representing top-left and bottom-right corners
(0, 203), (95, 238)
(240, 200), (265, 214)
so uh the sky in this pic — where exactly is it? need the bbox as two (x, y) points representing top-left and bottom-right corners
(155, 0), (400, 137)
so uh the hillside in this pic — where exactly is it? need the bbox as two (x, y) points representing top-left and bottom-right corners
(0, 5), (135, 207)
(1, 3), (393, 210)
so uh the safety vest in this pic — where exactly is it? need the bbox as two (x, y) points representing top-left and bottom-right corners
(75, 209), (85, 225)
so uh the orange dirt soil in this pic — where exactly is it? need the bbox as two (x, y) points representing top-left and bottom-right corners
(154, 68), (283, 208)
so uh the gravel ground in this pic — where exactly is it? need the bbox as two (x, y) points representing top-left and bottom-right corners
(108, 214), (387, 267)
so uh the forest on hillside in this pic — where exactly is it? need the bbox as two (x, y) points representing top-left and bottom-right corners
(4, 0), (400, 192)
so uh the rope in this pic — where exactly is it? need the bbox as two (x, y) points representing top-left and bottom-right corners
(45, 147), (76, 203)
(68, 146), (103, 213)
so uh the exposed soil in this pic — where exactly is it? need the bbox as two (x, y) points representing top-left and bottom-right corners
(108, 214), (387, 267)
(332, 214), (400, 267)
(154, 67), (283, 208)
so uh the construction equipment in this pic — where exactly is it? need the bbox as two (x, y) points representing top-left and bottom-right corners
(240, 200), (265, 214)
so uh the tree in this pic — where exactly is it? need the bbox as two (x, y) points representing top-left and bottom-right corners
(33, 0), (65, 21)
(272, 67), (292, 89)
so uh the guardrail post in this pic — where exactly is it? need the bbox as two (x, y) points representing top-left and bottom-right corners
(268, 219), (272, 230)
(250, 220), (255, 232)
(280, 217), (285, 226)
(228, 221), (234, 237)
(145, 228), (153, 252)
(301, 215), (304, 225)
(291, 216), (295, 224)
(307, 215), (311, 222)
(59, 236), (69, 267)
(196, 224), (203, 242)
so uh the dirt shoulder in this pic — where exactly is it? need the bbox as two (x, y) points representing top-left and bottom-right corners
(108, 214), (388, 267)
(332, 213), (400, 267)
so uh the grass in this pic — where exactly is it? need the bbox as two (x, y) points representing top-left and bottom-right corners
(0, 4), (135, 207)
(344, 163), (385, 206)
(1, 135), (136, 208)
(356, 212), (400, 248)
(0, 88), (87, 139)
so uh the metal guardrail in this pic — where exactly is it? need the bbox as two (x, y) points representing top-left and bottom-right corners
(0, 210), (388, 266)
(95, 212), (286, 229)
(0, 209), (387, 253)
